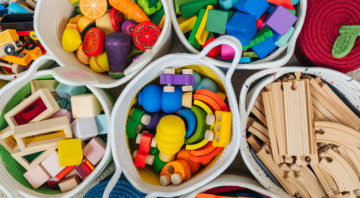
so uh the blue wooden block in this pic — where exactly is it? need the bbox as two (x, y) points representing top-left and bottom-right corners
(8, 2), (31, 14)
(219, 0), (238, 10)
(291, 0), (300, 5)
(234, 0), (269, 19)
(239, 57), (251, 63)
(251, 34), (279, 59)
(275, 26), (295, 47)
(95, 114), (108, 135)
(266, 5), (275, 14)
(55, 83), (87, 100)
(226, 12), (257, 46)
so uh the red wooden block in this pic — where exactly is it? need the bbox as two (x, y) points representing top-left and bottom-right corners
(56, 165), (76, 181)
(75, 160), (94, 180)
(13, 98), (47, 125)
(202, 36), (220, 59)
(256, 13), (268, 29)
(266, 0), (294, 10)
(47, 177), (59, 189)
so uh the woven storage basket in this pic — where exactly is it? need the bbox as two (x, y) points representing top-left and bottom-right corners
(238, 67), (360, 197)
(169, 0), (307, 69)
(103, 36), (247, 198)
(34, 0), (172, 88)
(0, 58), (113, 197)
(180, 174), (277, 198)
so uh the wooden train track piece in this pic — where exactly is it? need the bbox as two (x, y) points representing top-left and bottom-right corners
(335, 147), (360, 179)
(312, 97), (338, 122)
(247, 120), (269, 144)
(310, 163), (339, 197)
(250, 96), (267, 127)
(247, 135), (262, 152)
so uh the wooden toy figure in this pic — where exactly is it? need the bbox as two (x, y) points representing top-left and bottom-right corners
(160, 68), (194, 92)
(159, 159), (191, 186)
(133, 131), (157, 168)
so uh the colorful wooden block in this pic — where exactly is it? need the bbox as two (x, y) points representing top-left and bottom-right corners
(243, 26), (274, 50)
(12, 145), (57, 170)
(4, 88), (60, 128)
(234, 0), (269, 19)
(195, 5), (213, 45)
(265, 5), (297, 35)
(291, 0), (300, 5)
(0, 127), (17, 153)
(177, 16), (197, 34)
(205, 10), (232, 34)
(58, 175), (80, 192)
(83, 137), (106, 165)
(30, 80), (59, 93)
(202, 35), (220, 59)
(55, 83), (87, 100)
(23, 164), (51, 189)
(13, 116), (72, 151)
(47, 177), (59, 189)
(180, 0), (217, 18)
(175, 0), (193, 14)
(267, 0), (294, 10)
(56, 165), (76, 181)
(58, 139), (83, 167)
(219, 0), (238, 10)
(252, 33), (279, 59)
(50, 109), (72, 122)
(71, 94), (101, 118)
(41, 151), (65, 177)
(75, 160), (94, 180)
(226, 12), (257, 46)
(71, 118), (98, 140)
(94, 114), (107, 135)
(275, 26), (295, 47)
(188, 8), (205, 49)
(56, 98), (71, 111)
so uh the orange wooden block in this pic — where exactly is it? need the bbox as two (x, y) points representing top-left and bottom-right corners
(189, 147), (223, 163)
(266, 0), (294, 10)
(193, 94), (221, 112)
(195, 89), (229, 111)
(160, 159), (191, 186)
(190, 141), (216, 157)
(176, 149), (200, 174)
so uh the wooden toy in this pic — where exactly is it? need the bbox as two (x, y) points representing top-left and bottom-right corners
(153, 149), (167, 173)
(72, 118), (98, 140)
(83, 28), (105, 57)
(275, 26), (295, 47)
(247, 119), (269, 144)
(185, 106), (208, 144)
(138, 84), (162, 112)
(190, 141), (215, 156)
(202, 35), (221, 59)
(40, 151), (65, 177)
(121, 20), (138, 37)
(265, 6), (297, 35)
(129, 108), (151, 126)
(243, 26), (274, 50)
(160, 68), (194, 92)
(0, 62), (24, 73)
(5, 88), (60, 127)
(94, 114), (108, 135)
(79, 0), (107, 20)
(185, 139), (208, 150)
(126, 118), (144, 140)
(76, 15), (95, 33)
(8, 1), (32, 14)
(177, 108), (196, 138)
(193, 93), (221, 111)
(55, 83), (87, 100)
(0, 127), (17, 153)
(58, 139), (83, 167)
(76, 44), (90, 65)
(56, 165), (76, 181)
(134, 132), (156, 168)
(71, 94), (101, 118)
(0, 29), (22, 58)
(50, 109), (72, 123)
(133, 22), (160, 51)
(56, 98), (71, 111)
(234, 0), (269, 19)
(75, 160), (94, 179)
(23, 164), (51, 189)
(105, 32), (131, 78)
(109, 0), (150, 23)
(161, 87), (182, 113)
(188, 8), (205, 49)
(12, 145), (57, 170)
(155, 115), (186, 162)
(30, 80), (59, 93)
(13, 116), (72, 151)
(205, 111), (232, 147)
(160, 159), (191, 186)
(180, 0), (217, 18)
(83, 137), (106, 165)
(195, 89), (228, 111)
(176, 149), (200, 174)
(196, 78), (217, 93)
(96, 12), (116, 36)
(189, 146), (223, 163)
(137, 0), (162, 15)
(267, 0), (294, 10)
(195, 5), (213, 46)
(251, 33), (278, 59)
(177, 16), (197, 34)
(182, 92), (193, 108)
(58, 175), (80, 192)
(47, 177), (60, 189)
(109, 8), (124, 31)
(62, 27), (82, 52)
(219, 0), (237, 10)
(226, 12), (257, 46)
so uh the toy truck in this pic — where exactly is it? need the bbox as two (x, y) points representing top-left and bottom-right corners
(0, 29), (23, 58)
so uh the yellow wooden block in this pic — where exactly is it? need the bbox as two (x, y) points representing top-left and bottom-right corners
(58, 139), (83, 167)
(178, 15), (197, 34)
(195, 5), (213, 45)
(31, 80), (59, 93)
(212, 111), (232, 147)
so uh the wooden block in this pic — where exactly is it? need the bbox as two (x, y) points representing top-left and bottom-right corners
(50, 109), (72, 122)
(75, 160), (94, 180)
(58, 175), (80, 192)
(56, 165), (76, 181)
(58, 139), (83, 167)
(94, 114), (108, 135)
(0, 127), (17, 153)
(30, 80), (59, 93)
(13, 116), (72, 151)
(83, 137), (106, 165)
(71, 118), (98, 141)
(12, 145), (57, 170)
(247, 134), (262, 152)
(40, 151), (65, 177)
(177, 15), (197, 34)
(71, 94), (101, 118)
(4, 88), (60, 128)
(23, 164), (51, 189)
(55, 83), (87, 100)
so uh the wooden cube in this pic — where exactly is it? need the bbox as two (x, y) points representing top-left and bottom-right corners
(71, 118), (98, 141)
(83, 137), (106, 165)
(58, 175), (80, 192)
(41, 151), (66, 177)
(55, 83), (87, 100)
(23, 164), (51, 189)
(71, 94), (101, 119)
(49, 109), (72, 122)
(31, 80), (59, 93)
(58, 139), (83, 167)
(94, 114), (108, 135)
(12, 145), (57, 170)
(13, 116), (72, 151)
(75, 160), (94, 180)
(4, 88), (60, 128)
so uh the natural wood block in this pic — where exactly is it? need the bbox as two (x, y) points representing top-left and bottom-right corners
(58, 175), (80, 192)
(0, 127), (17, 153)
(23, 164), (51, 189)
(12, 145), (57, 170)
(83, 137), (106, 166)
(41, 151), (66, 177)
(58, 139), (83, 167)
(30, 80), (59, 93)
(71, 118), (98, 141)
(4, 88), (60, 128)
(70, 94), (101, 119)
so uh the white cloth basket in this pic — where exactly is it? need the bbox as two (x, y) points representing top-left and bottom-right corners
(238, 67), (360, 197)
(168, 0), (307, 70)
(103, 36), (249, 198)
(180, 174), (278, 198)
(34, 0), (172, 88)
(0, 56), (113, 198)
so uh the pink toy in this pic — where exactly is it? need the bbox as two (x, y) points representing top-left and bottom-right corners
(83, 137), (106, 166)
(220, 44), (235, 60)
(23, 165), (51, 189)
(41, 151), (66, 177)
(50, 109), (72, 122)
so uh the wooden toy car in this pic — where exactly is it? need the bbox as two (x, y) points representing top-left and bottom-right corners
(0, 29), (23, 58)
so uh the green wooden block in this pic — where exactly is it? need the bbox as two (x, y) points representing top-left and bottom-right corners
(188, 9), (206, 49)
(181, 0), (217, 18)
(175, 0), (193, 14)
(287, 8), (296, 15)
(150, 7), (164, 25)
(243, 51), (258, 58)
(205, 9), (232, 34)
(244, 26), (274, 50)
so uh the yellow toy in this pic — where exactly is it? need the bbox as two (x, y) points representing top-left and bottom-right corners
(178, 16), (197, 34)
(0, 29), (22, 58)
(1, 47), (42, 66)
(62, 27), (82, 52)
(195, 5), (213, 45)
(205, 111), (232, 147)
(155, 115), (186, 162)
(58, 138), (83, 167)
(89, 52), (109, 73)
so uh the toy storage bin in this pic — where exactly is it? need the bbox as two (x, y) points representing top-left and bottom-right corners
(238, 67), (360, 197)
(181, 174), (277, 198)
(168, 0), (307, 69)
(0, 56), (113, 198)
(34, 0), (172, 88)
(104, 36), (243, 198)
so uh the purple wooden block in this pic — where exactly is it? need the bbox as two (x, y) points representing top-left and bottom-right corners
(160, 74), (174, 84)
(265, 6), (297, 35)
(173, 75), (194, 85)
(144, 112), (164, 131)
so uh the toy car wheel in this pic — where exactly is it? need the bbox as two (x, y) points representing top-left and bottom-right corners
(4, 44), (15, 55)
